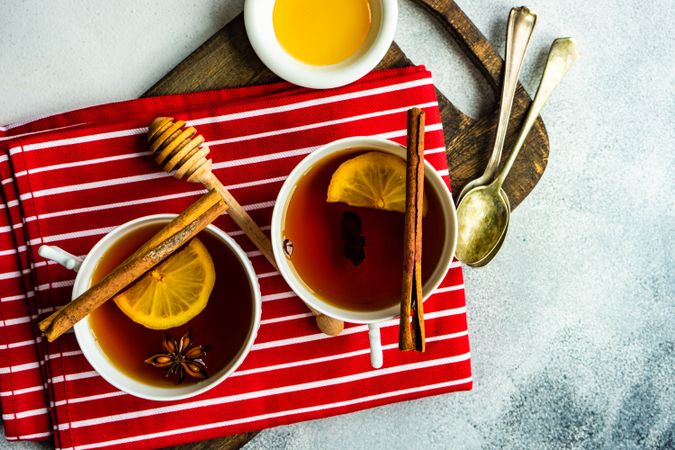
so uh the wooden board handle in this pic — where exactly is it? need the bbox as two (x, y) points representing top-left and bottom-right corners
(411, 0), (503, 95)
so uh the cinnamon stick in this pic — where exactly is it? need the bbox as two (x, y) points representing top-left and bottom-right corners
(399, 108), (426, 352)
(38, 190), (227, 342)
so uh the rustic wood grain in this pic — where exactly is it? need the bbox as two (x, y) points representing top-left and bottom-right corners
(144, 3), (549, 210)
(165, 431), (259, 450)
(413, 0), (549, 206)
(143, 2), (550, 449)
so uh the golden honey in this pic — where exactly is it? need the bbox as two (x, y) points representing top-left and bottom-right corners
(273, 0), (372, 66)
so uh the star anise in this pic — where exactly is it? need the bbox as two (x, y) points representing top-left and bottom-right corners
(144, 328), (211, 384)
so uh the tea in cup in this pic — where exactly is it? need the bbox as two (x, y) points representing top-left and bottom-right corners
(39, 214), (261, 401)
(271, 137), (457, 368)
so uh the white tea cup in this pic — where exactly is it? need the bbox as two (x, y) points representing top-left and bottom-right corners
(39, 214), (261, 401)
(271, 137), (457, 368)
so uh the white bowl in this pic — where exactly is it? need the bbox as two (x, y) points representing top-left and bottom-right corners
(244, 0), (398, 89)
(72, 215), (262, 401)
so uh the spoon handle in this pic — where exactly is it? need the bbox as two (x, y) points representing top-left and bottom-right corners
(483, 7), (537, 183)
(495, 38), (579, 189)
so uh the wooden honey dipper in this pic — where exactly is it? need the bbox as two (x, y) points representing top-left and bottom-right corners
(148, 117), (344, 336)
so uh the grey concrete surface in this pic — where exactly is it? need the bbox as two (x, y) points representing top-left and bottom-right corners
(1, 0), (673, 449)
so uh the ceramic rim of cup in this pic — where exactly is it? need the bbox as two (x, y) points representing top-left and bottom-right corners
(72, 214), (262, 401)
(271, 136), (458, 324)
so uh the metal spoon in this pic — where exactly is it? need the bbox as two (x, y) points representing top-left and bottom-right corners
(458, 7), (537, 203)
(466, 205), (509, 268)
(456, 38), (579, 266)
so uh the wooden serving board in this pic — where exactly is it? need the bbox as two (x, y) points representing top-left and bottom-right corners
(144, 0), (549, 211)
(142, 1), (549, 448)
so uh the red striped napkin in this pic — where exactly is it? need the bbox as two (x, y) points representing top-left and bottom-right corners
(0, 66), (471, 449)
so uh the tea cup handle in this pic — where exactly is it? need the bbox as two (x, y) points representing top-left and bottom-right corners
(368, 323), (383, 369)
(38, 245), (83, 272)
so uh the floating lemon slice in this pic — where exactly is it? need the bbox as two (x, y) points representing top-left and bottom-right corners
(114, 238), (215, 330)
(327, 151), (426, 213)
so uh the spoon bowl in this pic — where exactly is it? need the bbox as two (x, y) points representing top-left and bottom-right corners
(455, 182), (510, 266)
(457, 190), (511, 267)
(472, 220), (509, 267)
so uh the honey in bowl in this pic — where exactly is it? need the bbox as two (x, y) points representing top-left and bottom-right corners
(89, 224), (254, 387)
(283, 149), (445, 312)
(273, 0), (372, 66)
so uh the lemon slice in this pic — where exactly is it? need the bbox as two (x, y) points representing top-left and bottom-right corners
(114, 238), (215, 330)
(327, 151), (426, 213)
